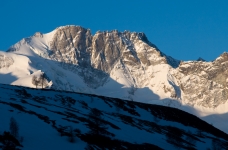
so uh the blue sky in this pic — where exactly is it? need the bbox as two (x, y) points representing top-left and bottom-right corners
(0, 0), (228, 61)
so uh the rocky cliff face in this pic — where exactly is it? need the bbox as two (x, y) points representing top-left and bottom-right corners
(172, 53), (228, 108)
(50, 26), (92, 66)
(47, 26), (228, 108)
(46, 26), (180, 90)
(49, 26), (179, 72)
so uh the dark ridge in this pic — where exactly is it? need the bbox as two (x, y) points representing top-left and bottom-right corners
(0, 83), (227, 141)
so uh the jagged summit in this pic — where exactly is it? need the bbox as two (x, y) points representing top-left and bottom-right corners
(7, 25), (180, 69)
(33, 32), (43, 38)
(214, 52), (228, 63)
(55, 25), (86, 30)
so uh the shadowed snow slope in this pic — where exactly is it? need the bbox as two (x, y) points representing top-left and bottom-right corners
(0, 84), (228, 150)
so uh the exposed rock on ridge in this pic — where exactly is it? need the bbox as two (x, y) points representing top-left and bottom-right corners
(172, 52), (228, 108)
(49, 26), (180, 73)
(48, 26), (228, 108)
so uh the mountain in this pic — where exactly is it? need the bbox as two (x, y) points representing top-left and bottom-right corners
(1, 25), (228, 133)
(0, 84), (228, 150)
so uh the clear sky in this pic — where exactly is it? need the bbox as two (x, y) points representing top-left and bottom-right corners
(0, 0), (228, 61)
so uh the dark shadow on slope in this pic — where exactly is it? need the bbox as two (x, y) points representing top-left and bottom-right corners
(2, 83), (227, 141)
(80, 134), (163, 150)
(0, 73), (17, 84)
(0, 79), (227, 141)
(14, 53), (109, 89)
(201, 112), (228, 134)
(0, 131), (23, 150)
(7, 53), (161, 102)
(97, 78), (160, 102)
(132, 102), (228, 141)
(1, 84), (228, 149)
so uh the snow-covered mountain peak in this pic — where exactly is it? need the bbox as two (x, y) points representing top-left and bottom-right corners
(2, 25), (228, 134)
(7, 25), (179, 70)
(7, 28), (57, 58)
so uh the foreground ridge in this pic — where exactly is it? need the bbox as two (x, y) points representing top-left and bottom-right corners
(0, 84), (228, 149)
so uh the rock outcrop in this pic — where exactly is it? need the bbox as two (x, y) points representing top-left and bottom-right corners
(49, 26), (179, 73)
(0, 54), (14, 69)
(172, 52), (228, 108)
